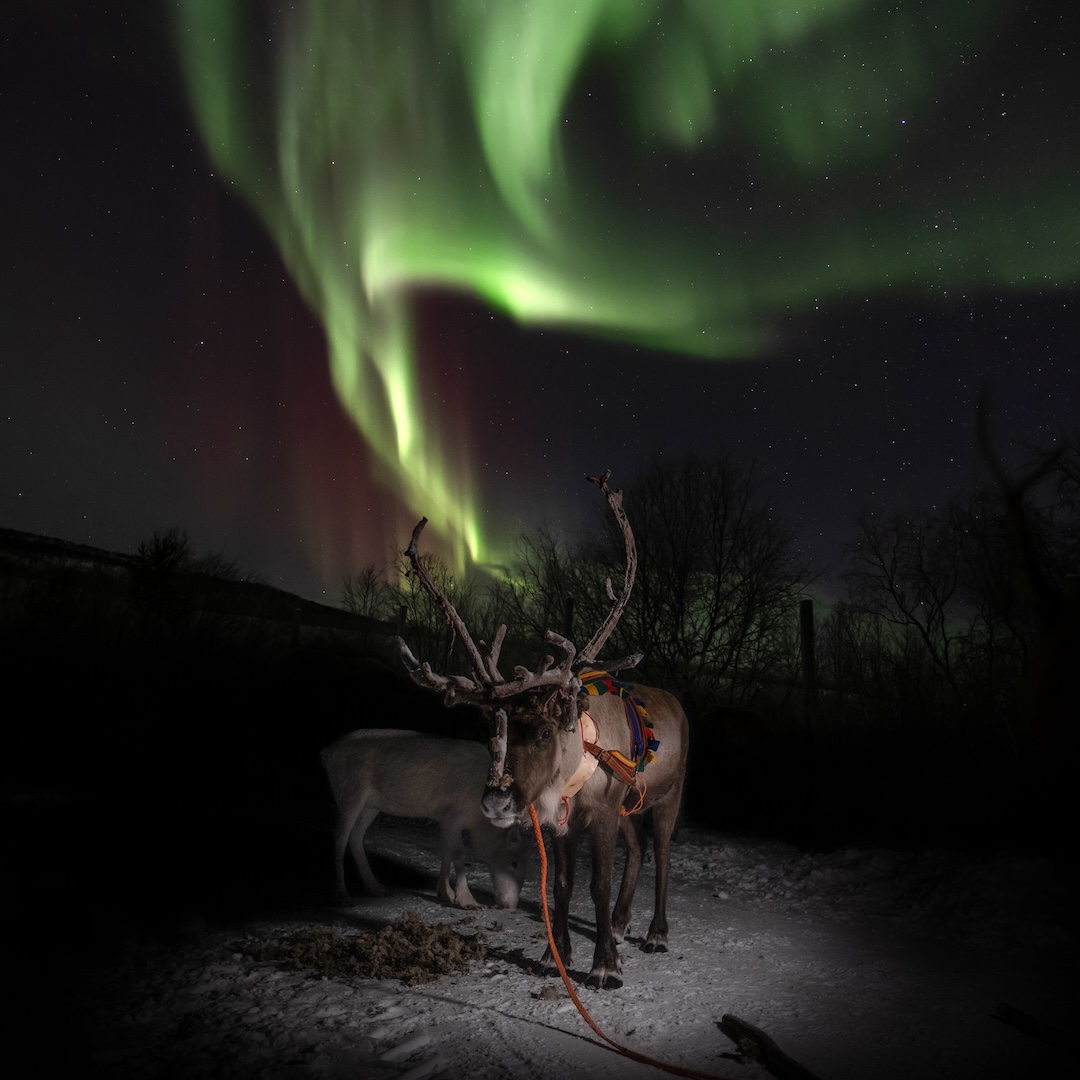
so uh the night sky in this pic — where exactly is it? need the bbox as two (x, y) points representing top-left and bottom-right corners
(2, 1), (1077, 604)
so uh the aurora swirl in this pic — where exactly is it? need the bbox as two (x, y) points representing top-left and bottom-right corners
(173, 0), (1075, 566)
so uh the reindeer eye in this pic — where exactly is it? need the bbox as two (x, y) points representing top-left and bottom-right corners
(539, 726), (552, 742)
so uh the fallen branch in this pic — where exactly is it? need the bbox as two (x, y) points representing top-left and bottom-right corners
(717, 1015), (824, 1080)
(992, 1003), (1074, 1055)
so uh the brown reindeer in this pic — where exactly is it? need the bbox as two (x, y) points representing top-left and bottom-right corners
(396, 472), (689, 989)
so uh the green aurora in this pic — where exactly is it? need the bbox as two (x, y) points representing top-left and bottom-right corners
(173, 0), (1077, 567)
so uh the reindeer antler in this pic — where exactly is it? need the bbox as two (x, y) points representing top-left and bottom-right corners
(578, 470), (639, 665)
(396, 635), (486, 704)
(397, 470), (641, 705)
(402, 517), (494, 692)
(397, 521), (580, 704)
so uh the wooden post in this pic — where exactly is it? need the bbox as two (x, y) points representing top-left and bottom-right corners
(799, 598), (818, 721)
(563, 595), (575, 641)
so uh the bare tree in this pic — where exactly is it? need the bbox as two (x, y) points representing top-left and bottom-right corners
(342, 564), (394, 621)
(976, 414), (1080, 742)
(497, 458), (812, 713)
(844, 508), (971, 708)
(839, 417), (1080, 741)
(137, 527), (194, 575)
(492, 528), (574, 638)
(136, 527), (261, 583)
(818, 599), (908, 727)
(841, 496), (1033, 732)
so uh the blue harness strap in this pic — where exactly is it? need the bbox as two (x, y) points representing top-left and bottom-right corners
(578, 670), (660, 773)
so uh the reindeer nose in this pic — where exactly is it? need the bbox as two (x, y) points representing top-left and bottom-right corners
(482, 787), (516, 824)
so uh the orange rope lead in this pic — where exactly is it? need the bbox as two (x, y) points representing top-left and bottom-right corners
(620, 777), (646, 817)
(528, 805), (733, 1080)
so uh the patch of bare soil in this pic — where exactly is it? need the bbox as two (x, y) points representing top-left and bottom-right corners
(239, 912), (487, 986)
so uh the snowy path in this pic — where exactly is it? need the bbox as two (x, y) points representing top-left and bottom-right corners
(52, 814), (1076, 1079)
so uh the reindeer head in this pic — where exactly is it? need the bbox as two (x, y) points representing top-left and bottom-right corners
(395, 471), (642, 828)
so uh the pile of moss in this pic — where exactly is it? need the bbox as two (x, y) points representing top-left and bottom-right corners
(242, 912), (487, 985)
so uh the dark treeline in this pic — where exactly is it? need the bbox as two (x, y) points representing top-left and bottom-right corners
(352, 443), (1078, 849)
(0, 525), (394, 654)
(1, 526), (451, 928)
(4, 433), (1076, 857)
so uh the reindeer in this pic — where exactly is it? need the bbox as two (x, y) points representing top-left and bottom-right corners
(321, 729), (528, 909)
(396, 472), (689, 988)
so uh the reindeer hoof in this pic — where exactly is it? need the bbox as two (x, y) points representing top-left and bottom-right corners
(642, 941), (668, 954)
(586, 970), (623, 990)
(538, 949), (563, 976)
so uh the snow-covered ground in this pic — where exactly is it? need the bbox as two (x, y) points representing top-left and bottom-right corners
(52, 812), (1075, 1080)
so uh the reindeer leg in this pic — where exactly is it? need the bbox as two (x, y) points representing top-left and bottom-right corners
(612, 814), (645, 943)
(440, 820), (479, 909)
(345, 806), (385, 899)
(643, 796), (680, 953)
(331, 800), (360, 904)
(587, 814), (623, 989)
(542, 831), (577, 973)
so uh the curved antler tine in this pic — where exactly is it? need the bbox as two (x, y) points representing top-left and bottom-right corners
(581, 652), (642, 674)
(579, 471), (638, 663)
(483, 624), (508, 684)
(404, 517), (491, 689)
(488, 631), (579, 699)
(543, 630), (577, 664)
(396, 636), (483, 700)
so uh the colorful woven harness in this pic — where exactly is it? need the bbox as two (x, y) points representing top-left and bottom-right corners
(577, 670), (660, 776)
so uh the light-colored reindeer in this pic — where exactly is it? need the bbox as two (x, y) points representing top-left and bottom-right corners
(321, 729), (528, 909)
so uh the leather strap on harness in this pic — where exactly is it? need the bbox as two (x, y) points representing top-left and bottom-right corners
(561, 708), (646, 815)
(583, 735), (647, 816)
(565, 669), (656, 812)
(580, 706), (648, 815)
(578, 669), (659, 772)
(582, 738), (639, 787)
(561, 711), (600, 799)
(559, 669), (660, 816)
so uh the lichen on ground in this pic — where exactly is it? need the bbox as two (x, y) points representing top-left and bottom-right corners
(240, 911), (487, 986)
